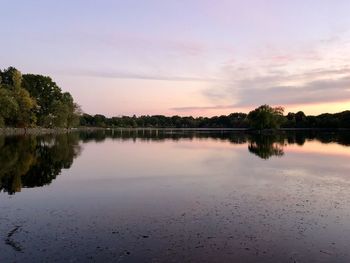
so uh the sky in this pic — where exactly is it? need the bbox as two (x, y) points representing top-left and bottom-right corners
(1, 0), (350, 117)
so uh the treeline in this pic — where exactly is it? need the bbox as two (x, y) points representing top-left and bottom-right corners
(1, 67), (349, 130)
(81, 105), (350, 129)
(284, 110), (350, 129)
(80, 113), (249, 129)
(0, 67), (80, 128)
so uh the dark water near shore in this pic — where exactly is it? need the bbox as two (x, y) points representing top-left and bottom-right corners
(1, 130), (350, 262)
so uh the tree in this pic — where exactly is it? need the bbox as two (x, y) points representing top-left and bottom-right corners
(22, 74), (80, 128)
(247, 105), (285, 130)
(0, 68), (36, 127)
(51, 100), (69, 127)
(0, 67), (22, 88)
(62, 93), (81, 128)
(0, 88), (19, 127)
(14, 88), (36, 128)
(294, 111), (306, 127)
(22, 74), (63, 126)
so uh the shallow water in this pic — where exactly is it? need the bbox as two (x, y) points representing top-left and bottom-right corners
(1, 130), (350, 262)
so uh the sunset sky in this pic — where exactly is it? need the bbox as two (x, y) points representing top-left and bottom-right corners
(1, 0), (350, 116)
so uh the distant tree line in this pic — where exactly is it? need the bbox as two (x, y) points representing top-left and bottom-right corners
(80, 112), (249, 129)
(81, 105), (350, 130)
(0, 67), (80, 128)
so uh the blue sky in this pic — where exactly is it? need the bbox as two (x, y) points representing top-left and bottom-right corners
(1, 0), (350, 116)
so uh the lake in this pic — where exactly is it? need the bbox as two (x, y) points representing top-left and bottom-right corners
(1, 130), (350, 262)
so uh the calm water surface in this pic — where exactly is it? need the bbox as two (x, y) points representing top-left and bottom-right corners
(1, 130), (350, 262)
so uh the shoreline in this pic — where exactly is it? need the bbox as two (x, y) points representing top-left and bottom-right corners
(1, 127), (350, 136)
(0, 127), (105, 136)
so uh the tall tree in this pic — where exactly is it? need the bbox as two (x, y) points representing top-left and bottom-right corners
(14, 88), (36, 128)
(0, 68), (36, 127)
(22, 74), (80, 128)
(0, 88), (18, 127)
(247, 105), (285, 130)
(22, 74), (63, 126)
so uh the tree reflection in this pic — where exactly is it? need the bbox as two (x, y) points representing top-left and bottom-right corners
(0, 133), (81, 194)
(248, 135), (285, 159)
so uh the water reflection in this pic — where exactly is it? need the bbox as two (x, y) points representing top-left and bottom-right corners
(0, 133), (81, 194)
(1, 130), (350, 194)
(79, 128), (350, 146)
(248, 135), (285, 159)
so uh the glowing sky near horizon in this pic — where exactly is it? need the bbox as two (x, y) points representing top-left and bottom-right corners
(1, 0), (350, 116)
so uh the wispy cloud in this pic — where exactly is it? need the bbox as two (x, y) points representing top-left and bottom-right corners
(59, 69), (220, 82)
(235, 75), (350, 107)
(76, 31), (208, 57)
(170, 104), (237, 112)
(173, 69), (350, 112)
(199, 30), (350, 110)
